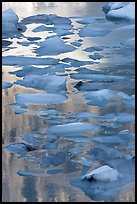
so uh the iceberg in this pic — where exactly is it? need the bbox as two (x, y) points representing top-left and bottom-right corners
(79, 26), (111, 37)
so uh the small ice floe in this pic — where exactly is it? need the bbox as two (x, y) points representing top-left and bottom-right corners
(40, 152), (68, 168)
(14, 107), (26, 115)
(5, 142), (36, 155)
(22, 13), (72, 26)
(84, 89), (117, 104)
(46, 122), (97, 135)
(17, 170), (39, 177)
(101, 112), (135, 123)
(79, 25), (111, 37)
(91, 130), (134, 144)
(15, 93), (67, 105)
(32, 25), (53, 32)
(2, 56), (59, 66)
(15, 75), (67, 93)
(53, 28), (73, 36)
(61, 58), (95, 67)
(76, 16), (105, 25)
(82, 165), (120, 182)
(2, 8), (19, 36)
(36, 36), (76, 56)
(71, 73), (126, 81)
(103, 2), (135, 22)
(116, 24), (135, 31)
(83, 46), (108, 53)
(2, 81), (13, 89)
(10, 64), (67, 77)
(71, 41), (82, 47)
(20, 133), (46, 146)
(89, 53), (104, 60)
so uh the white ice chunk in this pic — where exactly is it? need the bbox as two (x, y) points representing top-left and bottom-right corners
(82, 165), (120, 182)
(79, 26), (111, 37)
(15, 75), (67, 92)
(15, 93), (67, 105)
(46, 122), (97, 135)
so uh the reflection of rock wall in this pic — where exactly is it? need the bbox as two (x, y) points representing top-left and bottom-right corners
(2, 151), (26, 202)
(2, 86), (45, 144)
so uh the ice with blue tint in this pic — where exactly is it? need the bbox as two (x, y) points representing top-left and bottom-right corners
(5, 142), (36, 155)
(32, 25), (53, 32)
(89, 53), (104, 60)
(71, 73), (126, 81)
(46, 122), (97, 135)
(2, 81), (13, 89)
(79, 26), (111, 37)
(91, 130), (134, 144)
(15, 75), (67, 93)
(53, 28), (73, 36)
(15, 93), (67, 105)
(40, 152), (68, 168)
(83, 46), (108, 52)
(2, 56), (59, 66)
(76, 16), (105, 25)
(101, 113), (135, 122)
(14, 107), (26, 115)
(61, 58), (95, 67)
(9, 63), (70, 77)
(36, 36), (76, 56)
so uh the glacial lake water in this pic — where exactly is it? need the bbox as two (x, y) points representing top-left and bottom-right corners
(2, 2), (135, 202)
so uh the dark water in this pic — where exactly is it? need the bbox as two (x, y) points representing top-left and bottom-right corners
(2, 2), (135, 202)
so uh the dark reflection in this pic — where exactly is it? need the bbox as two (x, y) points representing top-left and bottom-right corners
(22, 176), (38, 202)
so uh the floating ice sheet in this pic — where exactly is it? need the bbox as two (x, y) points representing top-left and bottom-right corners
(79, 26), (111, 37)
(71, 73), (126, 81)
(15, 93), (67, 105)
(2, 56), (59, 66)
(46, 122), (97, 135)
(36, 36), (76, 56)
(15, 75), (67, 92)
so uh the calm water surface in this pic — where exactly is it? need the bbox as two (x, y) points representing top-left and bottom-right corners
(2, 2), (135, 202)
